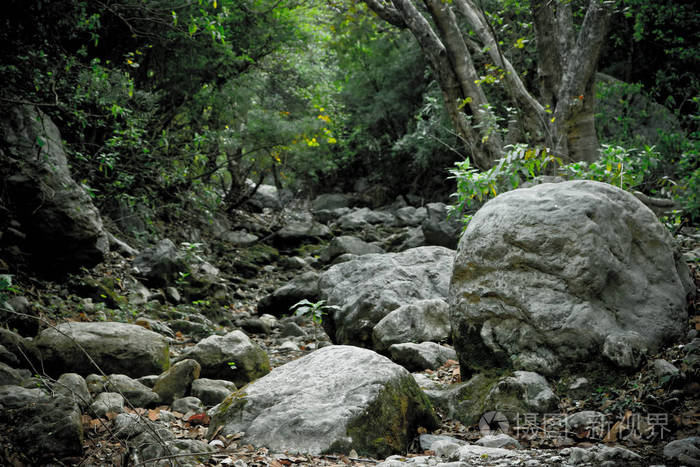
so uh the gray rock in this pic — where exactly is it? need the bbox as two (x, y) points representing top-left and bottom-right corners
(34, 321), (169, 378)
(1, 295), (39, 336)
(191, 378), (237, 406)
(568, 444), (642, 464)
(373, 299), (451, 351)
(664, 437), (700, 466)
(456, 445), (518, 461)
(475, 433), (521, 449)
(395, 206), (428, 227)
(0, 343), (19, 366)
(319, 246), (453, 348)
(137, 375), (159, 388)
(172, 396), (203, 413)
(337, 207), (395, 229)
(274, 221), (331, 246)
(113, 413), (150, 439)
(561, 411), (607, 432)
(449, 181), (693, 377)
(208, 345), (437, 457)
(0, 327), (39, 366)
(0, 104), (108, 273)
(568, 377), (591, 399)
(91, 392), (125, 417)
(177, 330), (270, 387)
(399, 226), (426, 251)
(131, 437), (214, 467)
(132, 238), (188, 287)
(652, 359), (680, 379)
(104, 374), (160, 407)
(419, 434), (467, 451)
(279, 321), (307, 338)
(421, 203), (463, 249)
(1, 386), (83, 461)
(257, 271), (320, 317)
(0, 361), (24, 386)
(389, 342), (457, 371)
(486, 371), (558, 417)
(0, 385), (49, 409)
(152, 359), (201, 405)
(54, 373), (91, 409)
(220, 230), (259, 246)
(314, 207), (351, 224)
(320, 235), (385, 263)
(312, 193), (355, 211)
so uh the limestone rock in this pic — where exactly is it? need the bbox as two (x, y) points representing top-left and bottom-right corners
(35, 321), (170, 378)
(172, 396), (203, 413)
(319, 246), (453, 348)
(153, 359), (201, 405)
(257, 271), (320, 317)
(176, 330), (270, 387)
(373, 299), (451, 351)
(54, 373), (91, 410)
(91, 392), (125, 417)
(388, 342), (457, 372)
(0, 104), (108, 273)
(449, 180), (692, 377)
(312, 193), (356, 212)
(191, 378), (237, 406)
(663, 437), (700, 466)
(208, 345), (437, 457)
(1, 387), (83, 462)
(132, 238), (188, 287)
(421, 203), (462, 249)
(337, 208), (395, 230)
(320, 235), (385, 263)
(395, 206), (428, 227)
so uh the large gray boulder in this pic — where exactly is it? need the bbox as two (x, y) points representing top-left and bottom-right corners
(176, 330), (270, 387)
(208, 345), (437, 457)
(449, 180), (694, 377)
(0, 104), (108, 273)
(34, 322), (170, 378)
(319, 246), (454, 349)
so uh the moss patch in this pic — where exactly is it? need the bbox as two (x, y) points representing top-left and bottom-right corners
(337, 375), (438, 458)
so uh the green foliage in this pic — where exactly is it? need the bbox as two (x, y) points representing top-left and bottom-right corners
(290, 299), (339, 341)
(450, 139), (700, 226)
(448, 144), (561, 224)
(0, 275), (19, 306)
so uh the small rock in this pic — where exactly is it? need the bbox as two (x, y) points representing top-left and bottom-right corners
(172, 396), (203, 413)
(191, 378), (237, 406)
(54, 373), (91, 409)
(663, 437), (700, 466)
(91, 392), (125, 417)
(475, 433), (521, 449)
(153, 359), (201, 405)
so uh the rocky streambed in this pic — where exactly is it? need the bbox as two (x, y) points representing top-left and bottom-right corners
(1, 183), (699, 467)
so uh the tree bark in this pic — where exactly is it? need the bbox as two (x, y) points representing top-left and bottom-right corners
(364, 0), (613, 165)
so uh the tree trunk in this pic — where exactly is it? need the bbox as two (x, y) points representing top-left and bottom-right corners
(364, 0), (613, 165)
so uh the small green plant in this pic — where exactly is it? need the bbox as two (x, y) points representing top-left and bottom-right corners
(227, 362), (237, 370)
(289, 299), (339, 341)
(449, 144), (561, 226)
(0, 275), (19, 308)
(180, 242), (204, 263)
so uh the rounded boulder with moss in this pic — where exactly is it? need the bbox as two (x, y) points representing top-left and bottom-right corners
(207, 345), (437, 457)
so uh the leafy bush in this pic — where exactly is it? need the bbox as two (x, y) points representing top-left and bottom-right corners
(450, 141), (700, 226)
